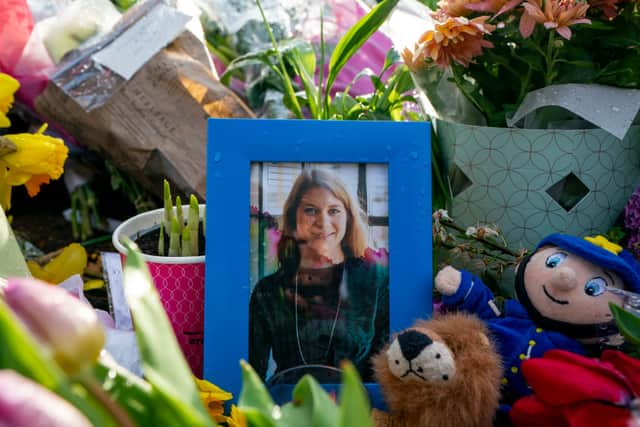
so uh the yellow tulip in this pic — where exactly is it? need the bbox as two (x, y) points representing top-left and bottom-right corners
(27, 243), (88, 284)
(0, 73), (19, 128)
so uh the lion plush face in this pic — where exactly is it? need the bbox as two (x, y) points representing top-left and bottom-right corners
(372, 313), (502, 427)
(385, 329), (456, 383)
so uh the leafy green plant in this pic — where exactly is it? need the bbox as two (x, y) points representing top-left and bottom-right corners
(238, 359), (373, 427)
(0, 238), (378, 426)
(221, 0), (407, 120)
(160, 179), (204, 257)
(610, 302), (640, 358)
(0, 242), (216, 427)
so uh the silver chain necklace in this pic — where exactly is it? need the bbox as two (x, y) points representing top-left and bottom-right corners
(294, 271), (343, 365)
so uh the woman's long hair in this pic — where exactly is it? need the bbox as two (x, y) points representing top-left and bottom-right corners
(277, 169), (368, 275)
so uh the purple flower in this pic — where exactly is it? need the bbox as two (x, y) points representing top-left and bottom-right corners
(0, 370), (92, 426)
(624, 187), (640, 230)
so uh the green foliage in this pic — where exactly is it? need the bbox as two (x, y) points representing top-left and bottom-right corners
(237, 360), (373, 427)
(610, 302), (640, 351)
(221, 0), (412, 121)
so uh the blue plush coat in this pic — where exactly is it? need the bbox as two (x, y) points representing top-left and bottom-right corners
(441, 270), (585, 400)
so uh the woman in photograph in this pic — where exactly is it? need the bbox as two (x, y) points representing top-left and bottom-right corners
(249, 168), (389, 383)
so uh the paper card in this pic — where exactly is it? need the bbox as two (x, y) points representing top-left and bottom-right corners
(92, 2), (190, 80)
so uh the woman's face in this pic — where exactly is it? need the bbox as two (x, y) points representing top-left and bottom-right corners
(295, 186), (348, 265)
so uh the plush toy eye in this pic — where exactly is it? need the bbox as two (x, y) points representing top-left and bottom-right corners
(584, 277), (607, 296)
(545, 252), (567, 268)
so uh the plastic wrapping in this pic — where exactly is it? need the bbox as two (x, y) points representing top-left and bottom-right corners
(49, 0), (167, 111)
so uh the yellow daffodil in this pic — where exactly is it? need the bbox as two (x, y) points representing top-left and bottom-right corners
(0, 123), (68, 210)
(27, 243), (88, 284)
(0, 73), (19, 128)
(194, 376), (233, 421)
(226, 405), (247, 427)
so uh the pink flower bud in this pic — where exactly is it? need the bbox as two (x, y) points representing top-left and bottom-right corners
(4, 277), (105, 375)
(0, 370), (92, 426)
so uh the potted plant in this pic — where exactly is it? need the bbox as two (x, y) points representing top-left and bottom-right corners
(112, 180), (206, 376)
(403, 0), (640, 249)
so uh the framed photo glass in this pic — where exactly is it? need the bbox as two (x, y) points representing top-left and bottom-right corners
(204, 119), (431, 402)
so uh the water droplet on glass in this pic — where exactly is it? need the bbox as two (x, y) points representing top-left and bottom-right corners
(612, 106), (620, 112)
(213, 152), (221, 162)
(410, 151), (418, 159)
(386, 145), (392, 151)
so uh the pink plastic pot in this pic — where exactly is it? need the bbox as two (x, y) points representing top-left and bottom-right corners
(112, 206), (205, 376)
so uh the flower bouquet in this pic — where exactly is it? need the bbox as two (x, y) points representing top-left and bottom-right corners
(402, 0), (640, 249)
(402, 0), (640, 127)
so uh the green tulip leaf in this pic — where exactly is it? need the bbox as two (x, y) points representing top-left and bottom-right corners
(610, 302), (640, 346)
(239, 360), (275, 414)
(241, 407), (277, 427)
(325, 0), (399, 100)
(121, 239), (215, 426)
(93, 358), (156, 427)
(285, 374), (338, 427)
(337, 362), (373, 427)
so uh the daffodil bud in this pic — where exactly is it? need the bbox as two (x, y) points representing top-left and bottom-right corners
(0, 370), (92, 426)
(4, 277), (105, 375)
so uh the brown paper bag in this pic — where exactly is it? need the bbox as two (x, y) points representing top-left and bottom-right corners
(35, 32), (254, 201)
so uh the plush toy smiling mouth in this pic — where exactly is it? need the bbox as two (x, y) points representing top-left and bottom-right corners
(543, 285), (569, 305)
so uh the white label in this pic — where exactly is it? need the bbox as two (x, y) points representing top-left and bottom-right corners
(93, 3), (190, 80)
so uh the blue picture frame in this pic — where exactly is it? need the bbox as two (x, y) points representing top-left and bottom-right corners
(204, 118), (432, 400)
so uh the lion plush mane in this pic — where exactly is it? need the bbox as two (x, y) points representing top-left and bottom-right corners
(372, 312), (502, 427)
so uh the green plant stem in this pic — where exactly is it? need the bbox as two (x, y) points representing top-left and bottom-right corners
(79, 375), (135, 427)
(318, 10), (326, 118)
(449, 66), (486, 115)
(544, 31), (556, 86)
(255, 0), (304, 119)
(517, 66), (534, 105)
(80, 235), (112, 247)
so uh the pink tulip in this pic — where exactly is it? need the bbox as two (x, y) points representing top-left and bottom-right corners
(4, 277), (105, 375)
(0, 370), (92, 427)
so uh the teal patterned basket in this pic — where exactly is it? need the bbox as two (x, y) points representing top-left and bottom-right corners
(435, 119), (640, 250)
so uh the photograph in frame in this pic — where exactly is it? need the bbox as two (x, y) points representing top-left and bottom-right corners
(249, 162), (389, 386)
(204, 118), (431, 403)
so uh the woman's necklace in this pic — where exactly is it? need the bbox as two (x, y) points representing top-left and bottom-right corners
(294, 269), (343, 366)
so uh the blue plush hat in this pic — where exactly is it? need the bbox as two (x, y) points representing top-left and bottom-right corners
(537, 233), (640, 294)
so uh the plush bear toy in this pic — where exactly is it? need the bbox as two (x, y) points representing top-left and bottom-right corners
(435, 233), (640, 406)
(371, 312), (502, 427)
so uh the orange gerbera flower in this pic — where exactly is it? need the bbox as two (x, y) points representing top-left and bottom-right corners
(520, 0), (591, 39)
(409, 15), (496, 68)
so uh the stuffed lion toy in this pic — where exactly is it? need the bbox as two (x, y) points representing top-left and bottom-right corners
(371, 312), (502, 427)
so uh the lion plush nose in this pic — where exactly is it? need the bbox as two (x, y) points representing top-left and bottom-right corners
(398, 330), (433, 361)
